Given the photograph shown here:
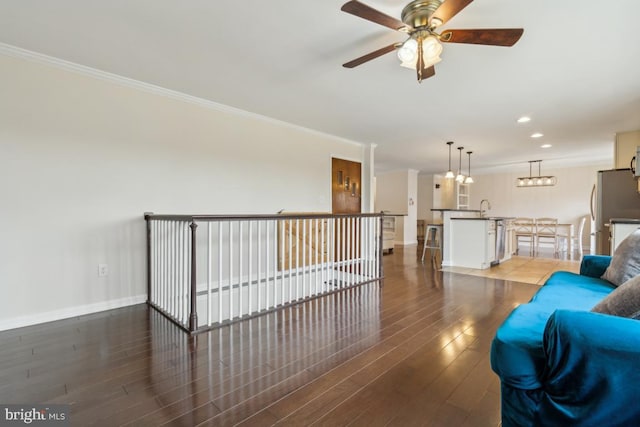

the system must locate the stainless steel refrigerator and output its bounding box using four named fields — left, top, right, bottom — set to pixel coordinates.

left=591, top=168, right=640, bottom=255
